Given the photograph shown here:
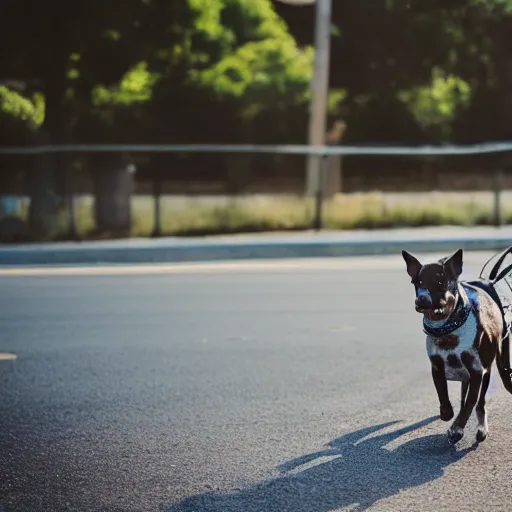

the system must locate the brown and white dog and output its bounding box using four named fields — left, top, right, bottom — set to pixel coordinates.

left=402, top=248, right=512, bottom=444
